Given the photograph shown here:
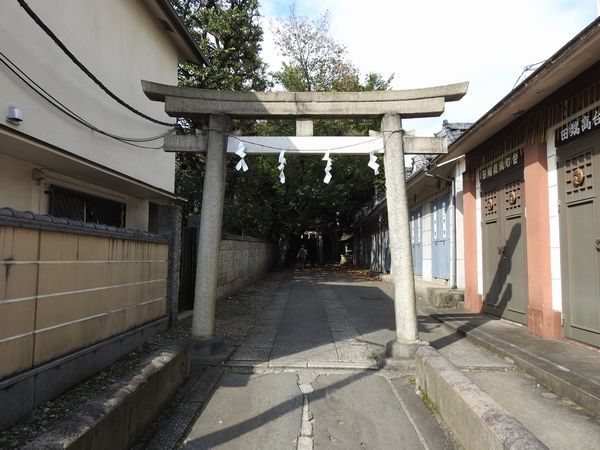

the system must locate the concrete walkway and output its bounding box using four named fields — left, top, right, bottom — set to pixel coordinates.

left=178, top=269, right=456, bottom=450
left=156, top=268, right=600, bottom=449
